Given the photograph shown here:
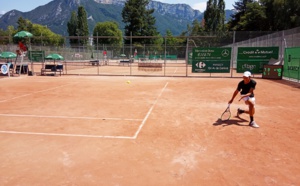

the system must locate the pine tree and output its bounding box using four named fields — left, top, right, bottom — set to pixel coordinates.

left=204, top=0, right=226, bottom=32
left=67, top=11, right=78, bottom=45
left=77, top=6, right=89, bottom=45
left=227, top=0, right=254, bottom=31
left=122, top=0, right=158, bottom=45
